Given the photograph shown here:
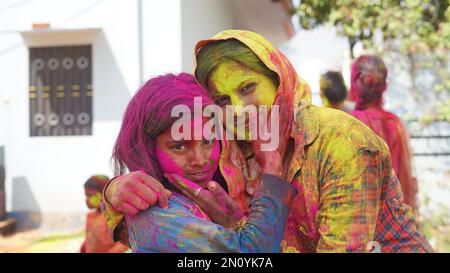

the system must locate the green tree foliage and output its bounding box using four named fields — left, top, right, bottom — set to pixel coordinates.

left=292, top=0, right=449, bottom=121
left=293, top=0, right=449, bottom=56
